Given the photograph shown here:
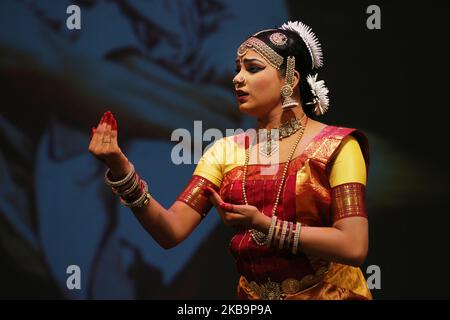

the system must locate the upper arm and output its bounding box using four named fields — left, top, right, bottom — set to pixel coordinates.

left=329, top=135, right=369, bottom=255
left=168, top=139, right=225, bottom=243
left=167, top=200, right=204, bottom=243
left=329, top=135, right=367, bottom=188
